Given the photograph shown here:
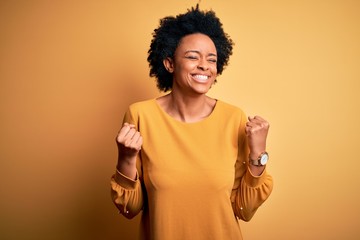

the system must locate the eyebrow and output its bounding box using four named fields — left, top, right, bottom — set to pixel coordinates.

left=185, top=50, right=217, bottom=57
